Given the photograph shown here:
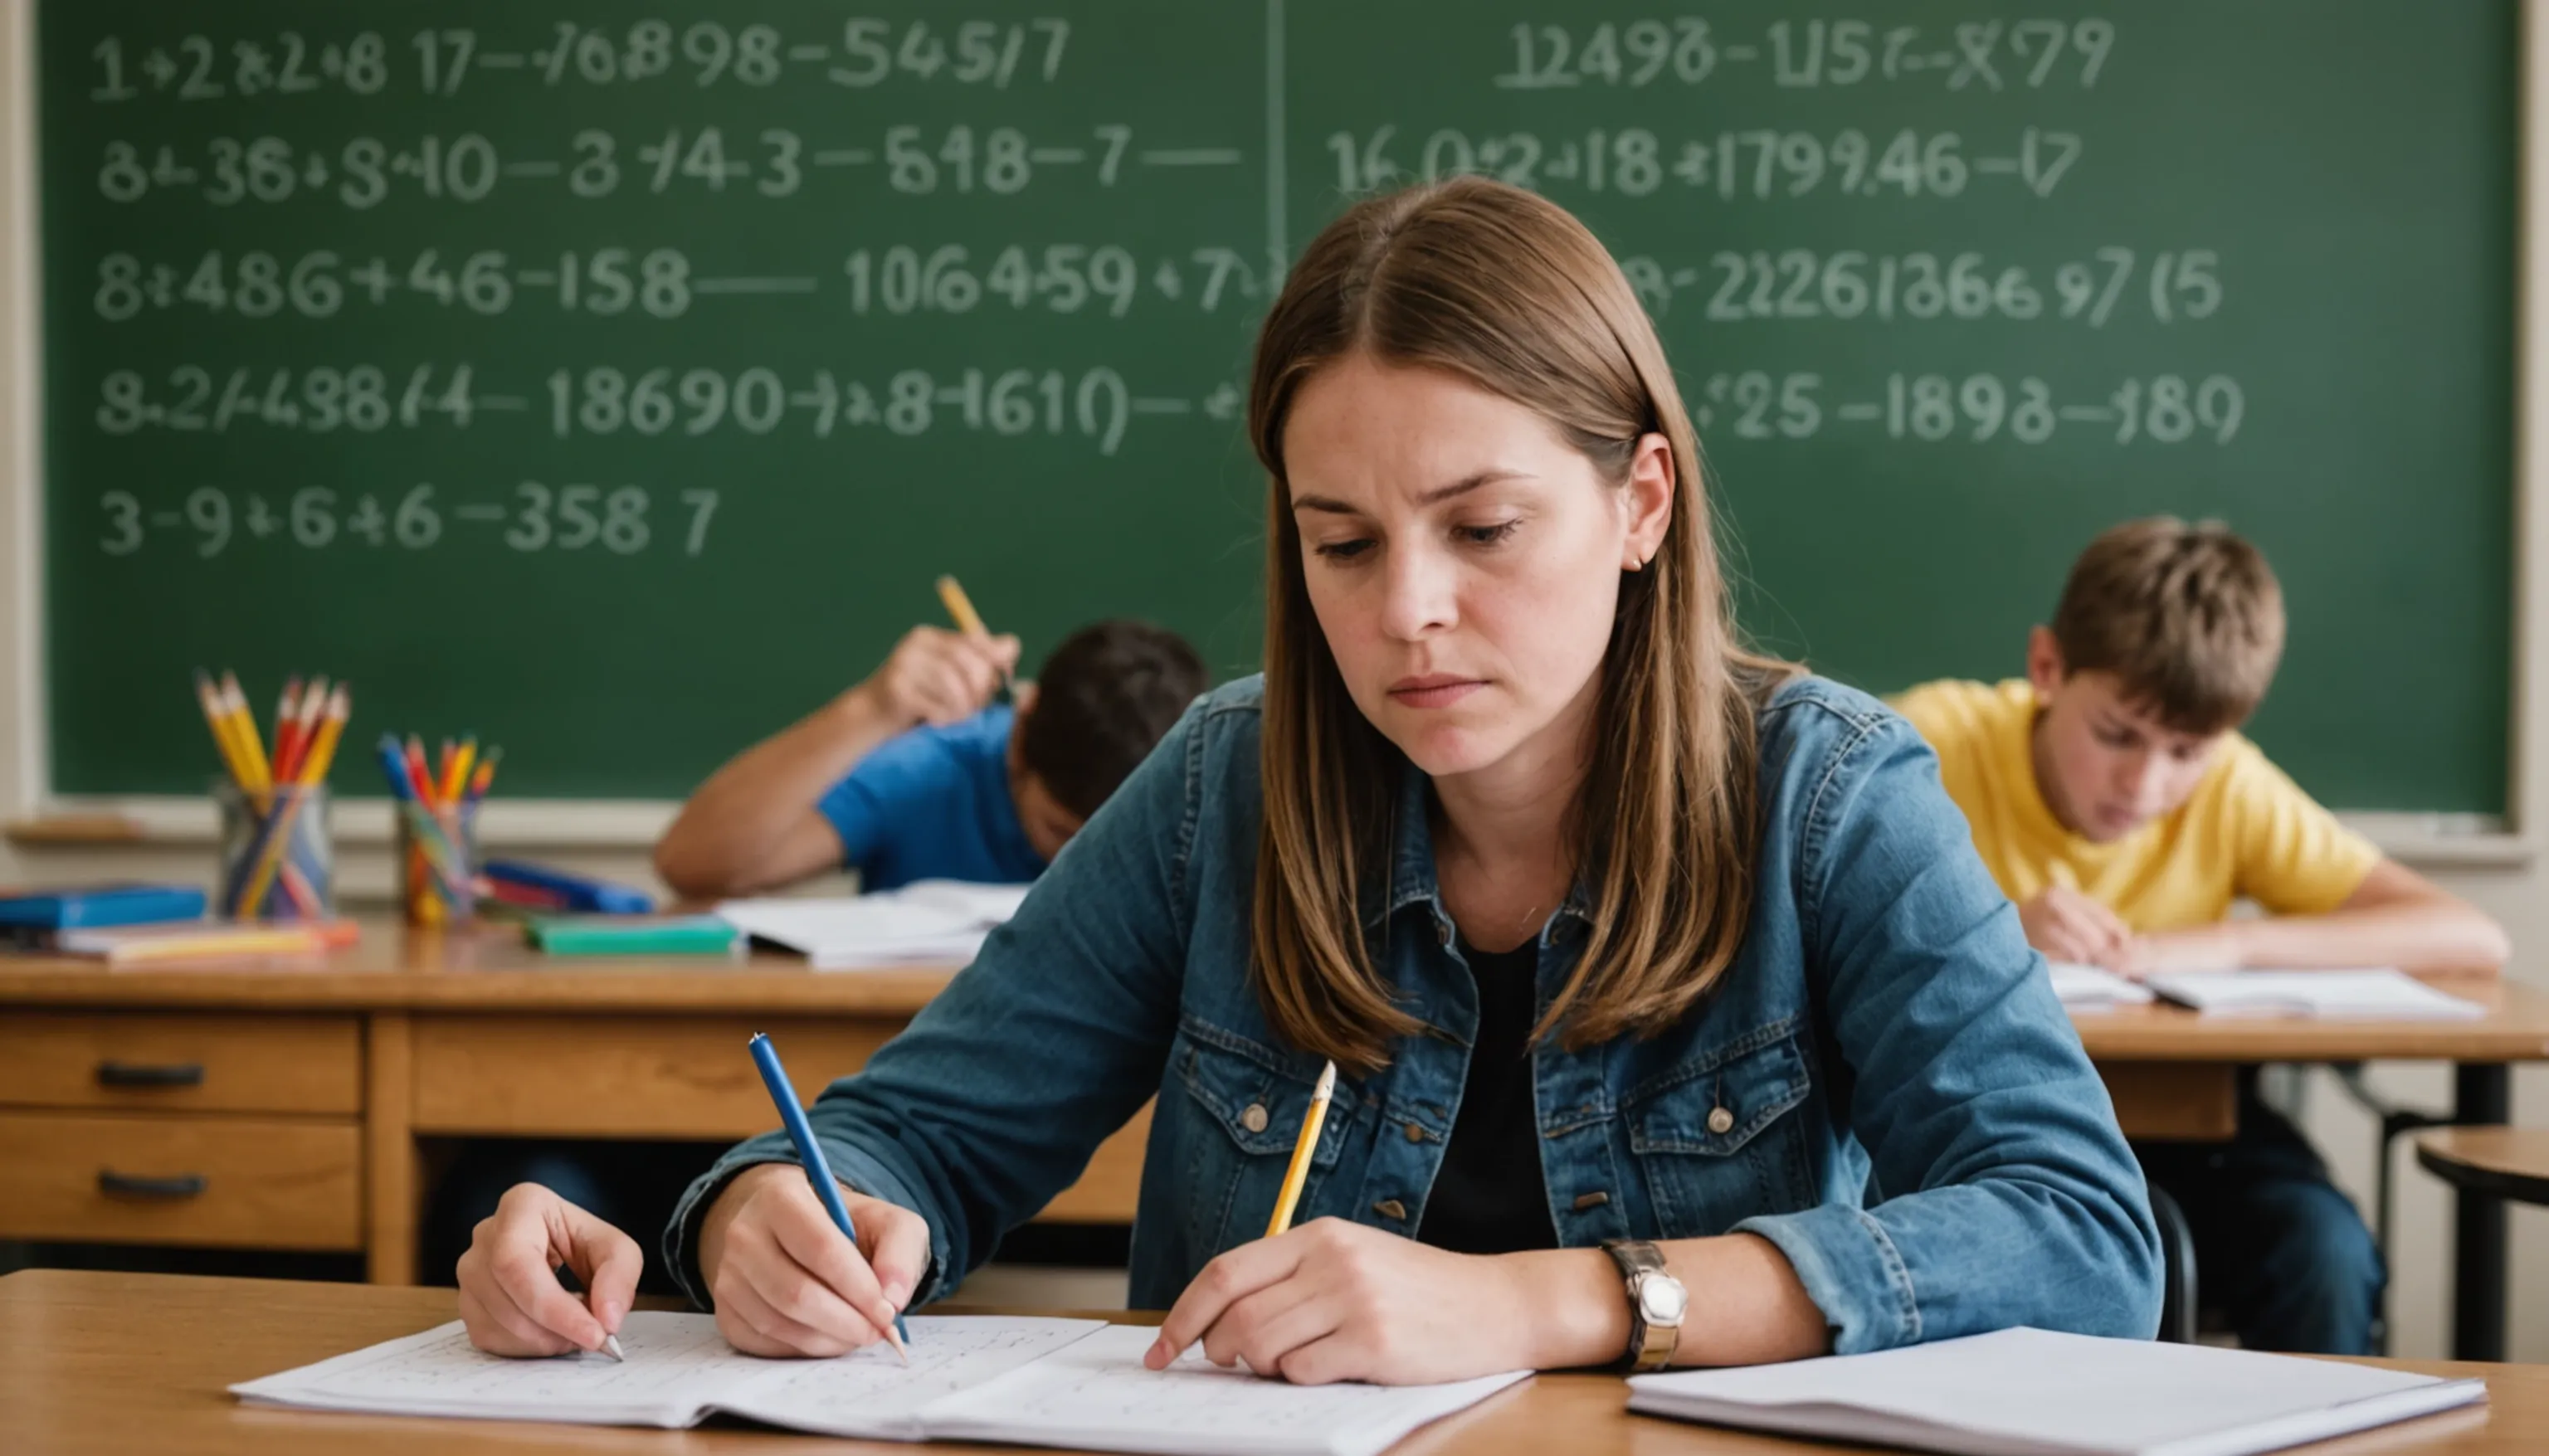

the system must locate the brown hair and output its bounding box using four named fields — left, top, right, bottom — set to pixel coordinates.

left=1246, top=177, right=1794, bottom=1074
left=2049, top=516, right=2286, bottom=735
left=1018, top=620, right=1209, bottom=821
